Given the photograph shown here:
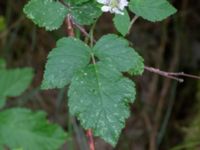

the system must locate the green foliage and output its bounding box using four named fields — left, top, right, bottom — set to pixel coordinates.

left=0, top=108, right=67, bottom=150
left=23, top=0, right=68, bottom=31
left=93, top=34, right=144, bottom=75
left=41, top=37, right=91, bottom=89
left=42, top=35, right=143, bottom=145
left=22, top=0, right=177, bottom=147
left=69, top=62, right=135, bottom=145
left=128, top=0, right=177, bottom=22
left=70, top=1, right=102, bottom=25
left=113, top=10, right=130, bottom=36
left=24, top=0, right=101, bottom=30
left=0, top=68, right=33, bottom=107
